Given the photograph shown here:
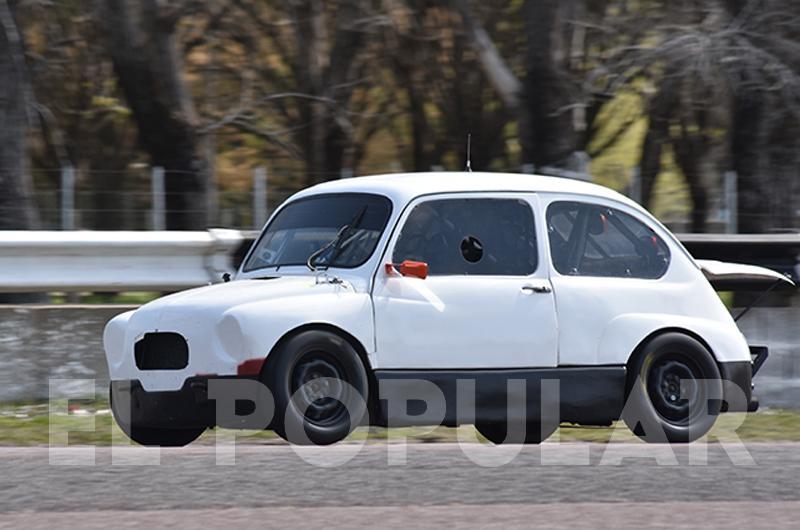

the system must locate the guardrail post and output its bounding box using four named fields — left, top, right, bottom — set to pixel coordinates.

left=724, top=170, right=738, bottom=234
left=253, top=166, right=267, bottom=229
left=61, top=166, right=75, bottom=230
left=151, top=166, right=166, bottom=231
